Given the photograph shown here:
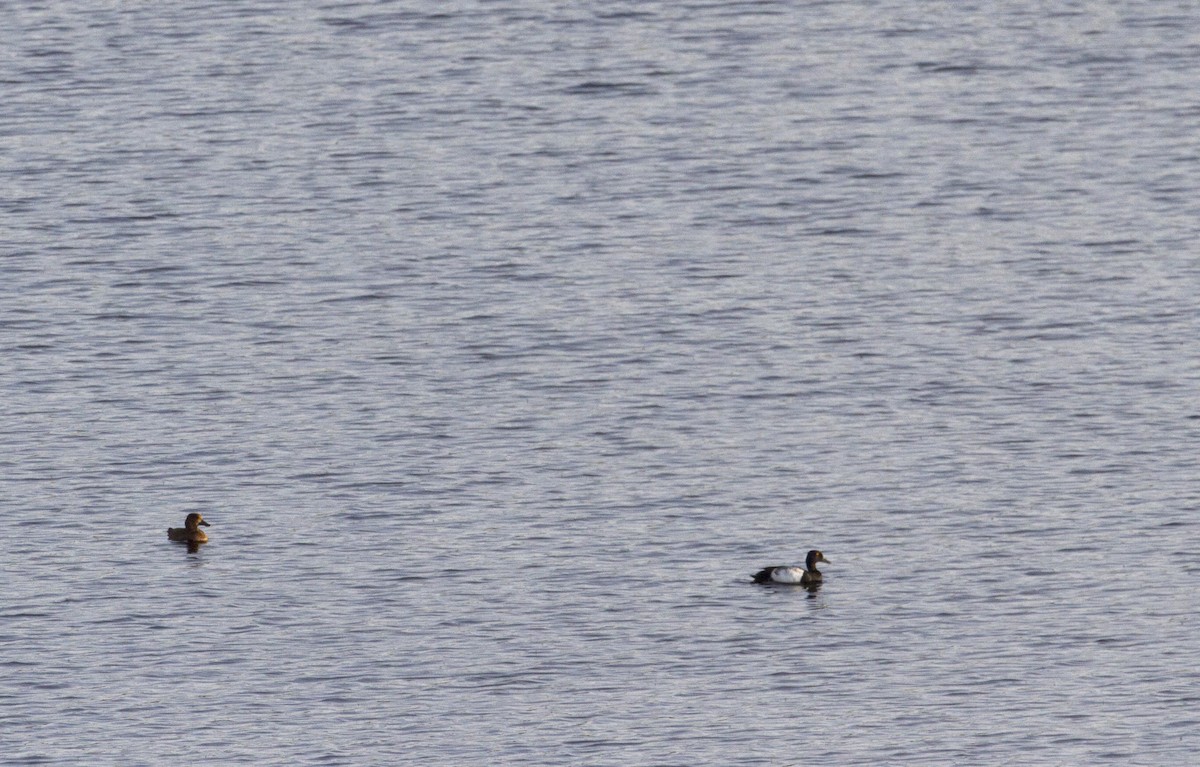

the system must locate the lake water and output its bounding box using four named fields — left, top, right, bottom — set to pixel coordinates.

left=3, top=1, right=1199, bottom=764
